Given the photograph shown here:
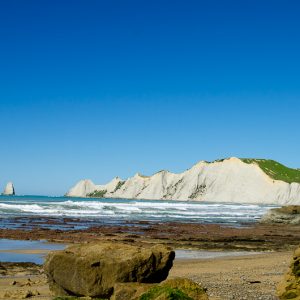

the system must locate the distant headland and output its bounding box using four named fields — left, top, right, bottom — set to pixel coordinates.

left=66, top=157, right=300, bottom=205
